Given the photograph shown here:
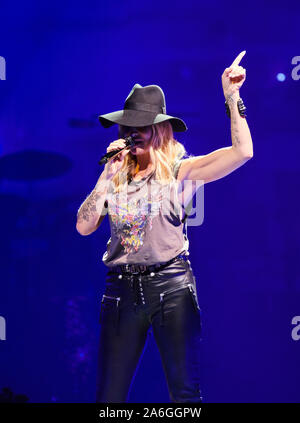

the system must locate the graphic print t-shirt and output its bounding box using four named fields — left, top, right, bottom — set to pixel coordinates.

left=102, top=160, right=186, bottom=267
